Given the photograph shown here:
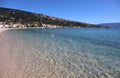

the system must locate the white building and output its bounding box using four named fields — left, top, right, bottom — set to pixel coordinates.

left=12, top=24, right=19, bottom=28
left=4, top=24, right=9, bottom=28
left=0, top=22, right=4, bottom=28
left=0, top=24, right=3, bottom=28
